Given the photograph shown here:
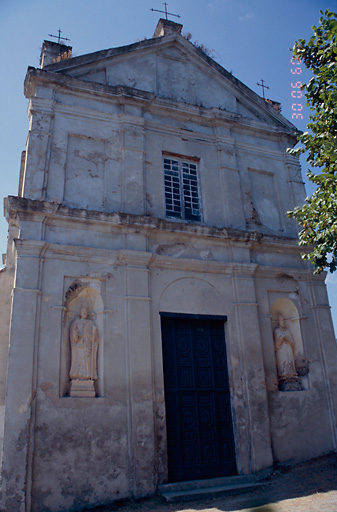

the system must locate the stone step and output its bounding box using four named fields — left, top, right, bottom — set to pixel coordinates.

left=158, top=473, right=269, bottom=503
